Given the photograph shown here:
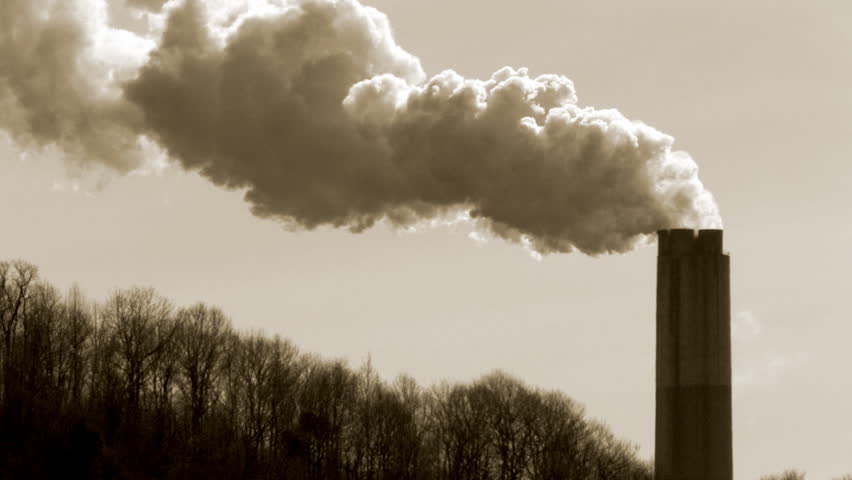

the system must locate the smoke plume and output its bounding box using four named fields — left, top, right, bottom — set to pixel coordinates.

left=0, top=0, right=157, bottom=171
left=1, top=0, right=721, bottom=255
